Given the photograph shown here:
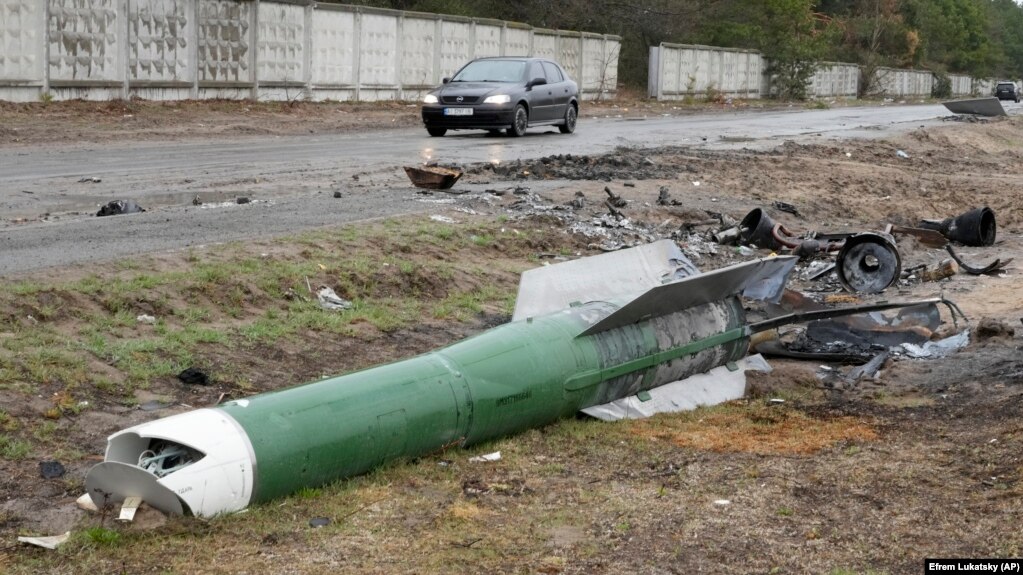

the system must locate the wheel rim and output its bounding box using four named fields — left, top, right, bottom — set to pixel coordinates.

left=515, top=108, right=527, bottom=134
left=567, top=107, right=577, bottom=130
